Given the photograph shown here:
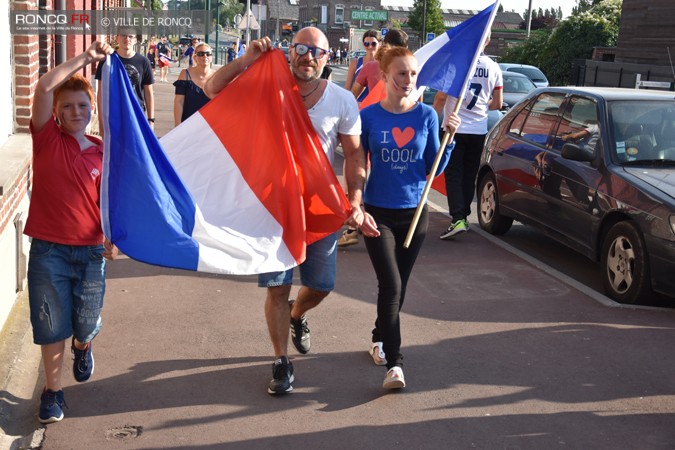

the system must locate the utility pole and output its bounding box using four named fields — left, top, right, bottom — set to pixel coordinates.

left=421, top=0, right=427, bottom=46
left=526, top=0, right=533, bottom=37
